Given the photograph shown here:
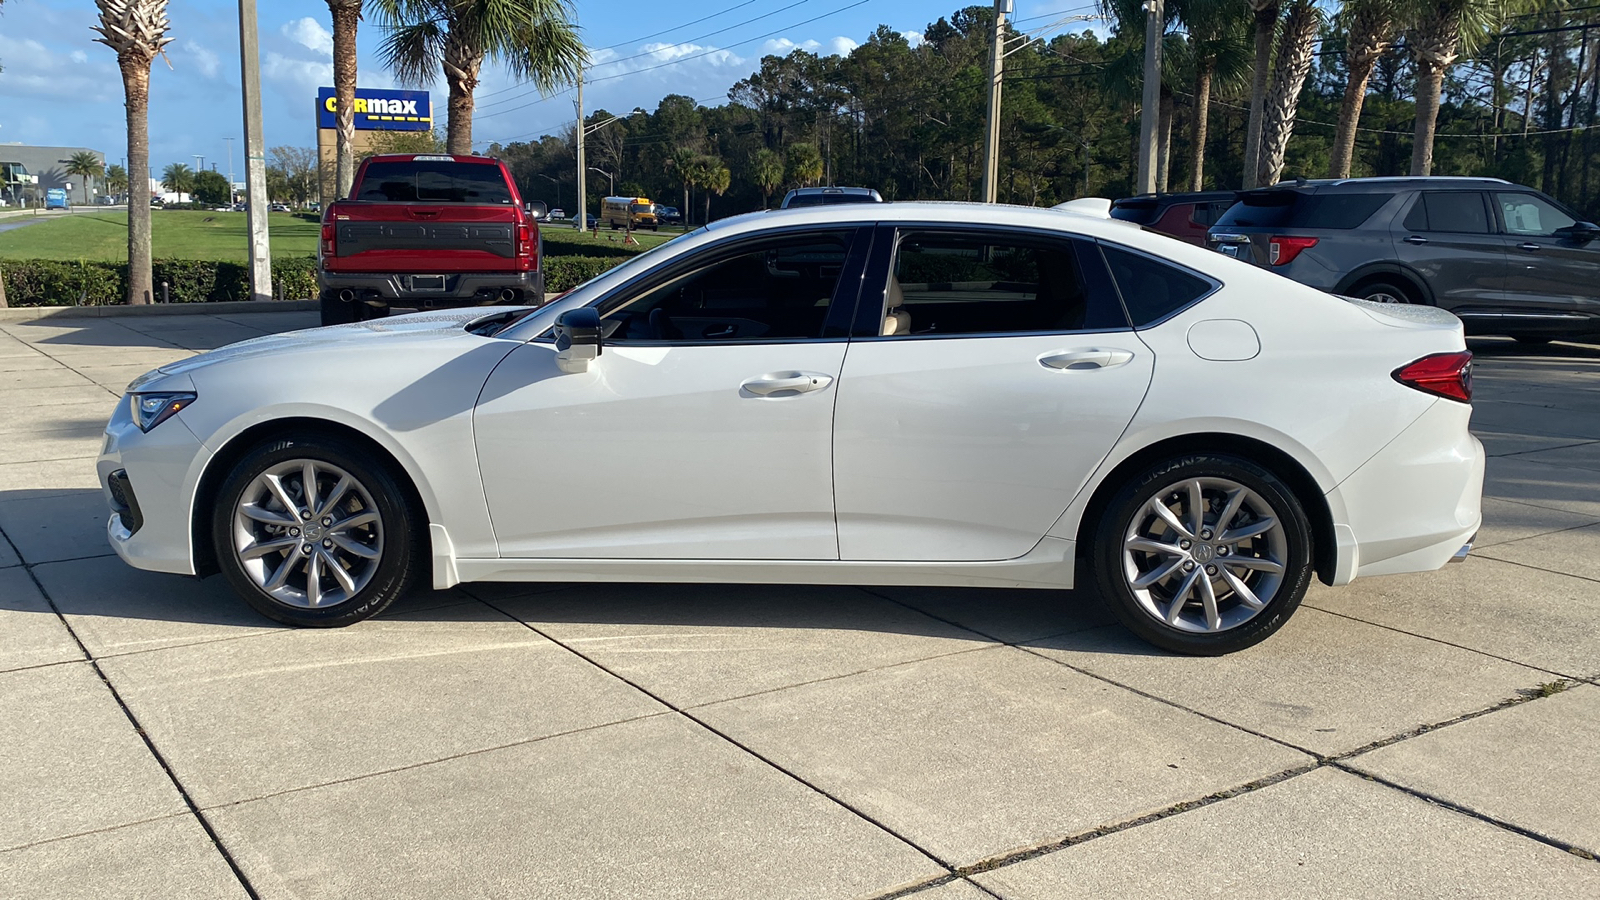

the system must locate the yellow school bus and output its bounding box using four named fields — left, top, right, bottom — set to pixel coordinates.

left=601, top=196, right=659, bottom=231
